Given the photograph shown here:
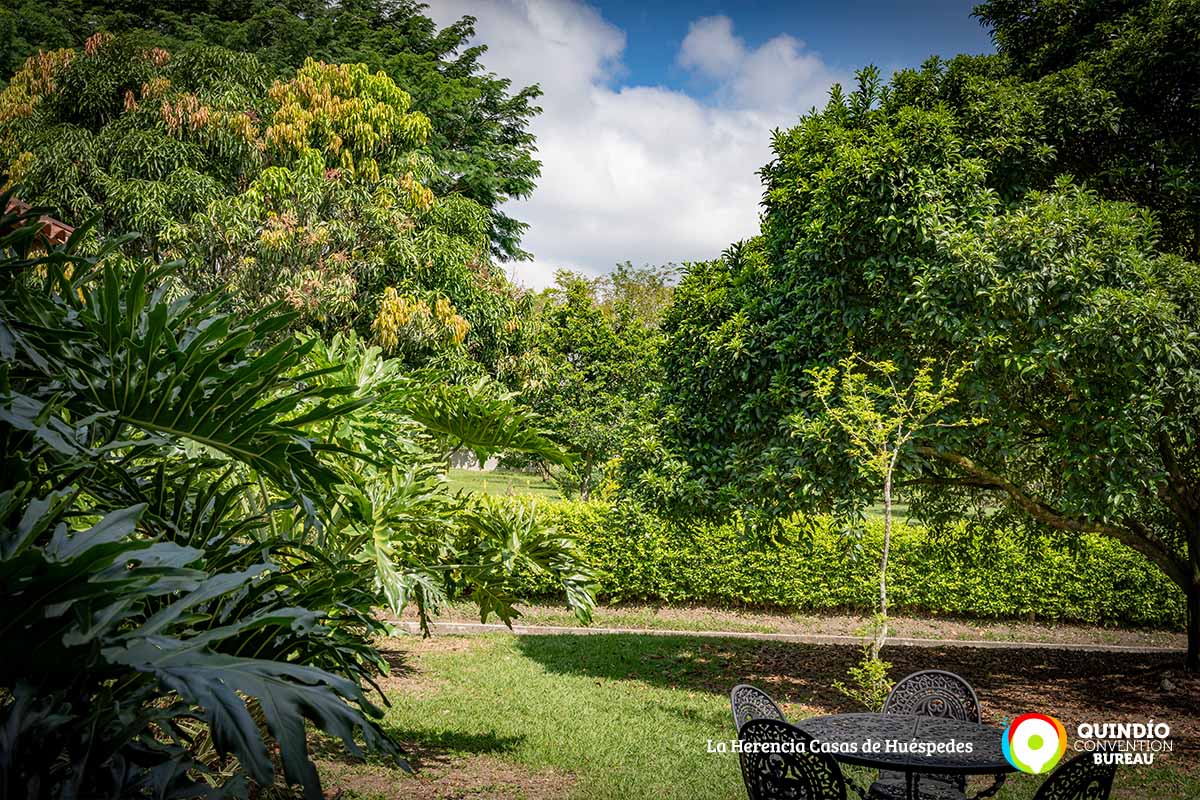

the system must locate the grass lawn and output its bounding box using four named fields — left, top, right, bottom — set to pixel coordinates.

left=318, top=633, right=1200, bottom=800
left=447, top=468, right=562, bottom=500
left=443, top=473, right=902, bottom=514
